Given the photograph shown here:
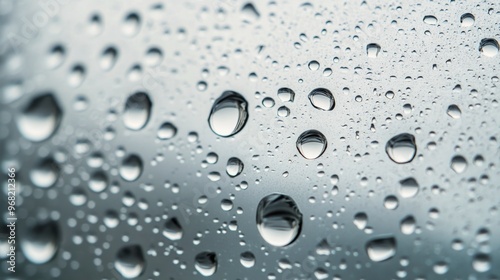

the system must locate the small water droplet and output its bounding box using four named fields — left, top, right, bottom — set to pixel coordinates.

left=308, top=88, right=335, bottom=111
left=208, top=91, right=248, bottom=137
left=366, top=236, right=396, bottom=262
left=100, top=46, right=118, bottom=71
left=277, top=106, right=290, bottom=117
left=241, top=3, right=260, bottom=22
left=450, top=155, right=467, bottom=174
left=30, top=157, right=60, bottom=188
left=157, top=122, right=177, bottom=140
left=240, top=251, right=255, bottom=268
left=163, top=218, right=183, bottom=241
left=68, top=64, right=85, bottom=87
left=277, top=87, right=295, bottom=102
left=119, top=154, right=143, bottom=182
left=296, top=130, right=327, bottom=160
left=195, top=251, right=217, bottom=276
left=88, top=171, right=108, bottom=193
left=226, top=157, right=244, bottom=177
left=366, top=43, right=381, bottom=58
left=114, top=245, right=145, bottom=279
left=353, top=212, right=368, bottom=230
left=122, top=12, right=141, bottom=37
left=384, top=195, right=398, bottom=210
left=308, top=60, right=320, bottom=71
left=47, top=45, right=65, bottom=69
left=145, top=47, right=163, bottom=66
left=400, top=215, right=416, bottom=235
left=472, top=253, right=491, bottom=272
left=21, top=221, right=60, bottom=264
left=399, top=177, right=419, bottom=198
left=123, top=92, right=152, bottom=130
left=386, top=133, right=417, bottom=164
left=256, top=193, right=302, bottom=247
left=479, top=38, right=499, bottom=57
left=433, top=261, right=449, bottom=274
left=17, top=93, right=62, bottom=142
